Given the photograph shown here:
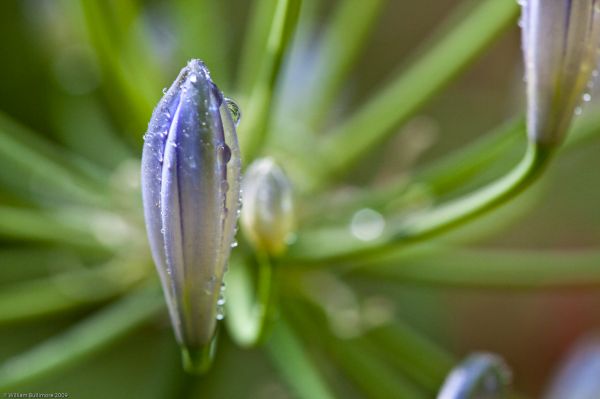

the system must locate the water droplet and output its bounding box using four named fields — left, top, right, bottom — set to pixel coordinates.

left=583, top=93, right=592, bottom=102
left=189, top=74, right=197, bottom=83
left=350, top=208, right=385, bottom=242
left=231, top=240, right=238, bottom=248
left=575, top=106, right=583, bottom=115
left=218, top=144, right=232, bottom=163
left=204, top=276, right=217, bottom=295
left=217, top=295, right=226, bottom=306
left=224, top=98, right=242, bottom=127
left=216, top=310, right=225, bottom=320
